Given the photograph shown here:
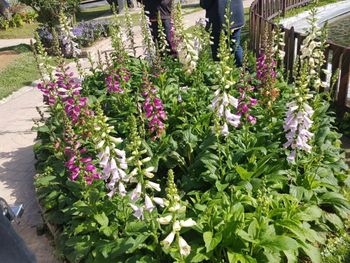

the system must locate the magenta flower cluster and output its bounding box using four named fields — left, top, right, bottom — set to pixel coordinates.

left=37, top=67, right=91, bottom=125
left=237, top=73, right=258, bottom=125
left=142, top=78, right=167, bottom=139
left=105, top=67, right=131, bottom=93
left=65, top=145, right=101, bottom=184
left=256, top=52, right=277, bottom=81
left=37, top=67, right=101, bottom=184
